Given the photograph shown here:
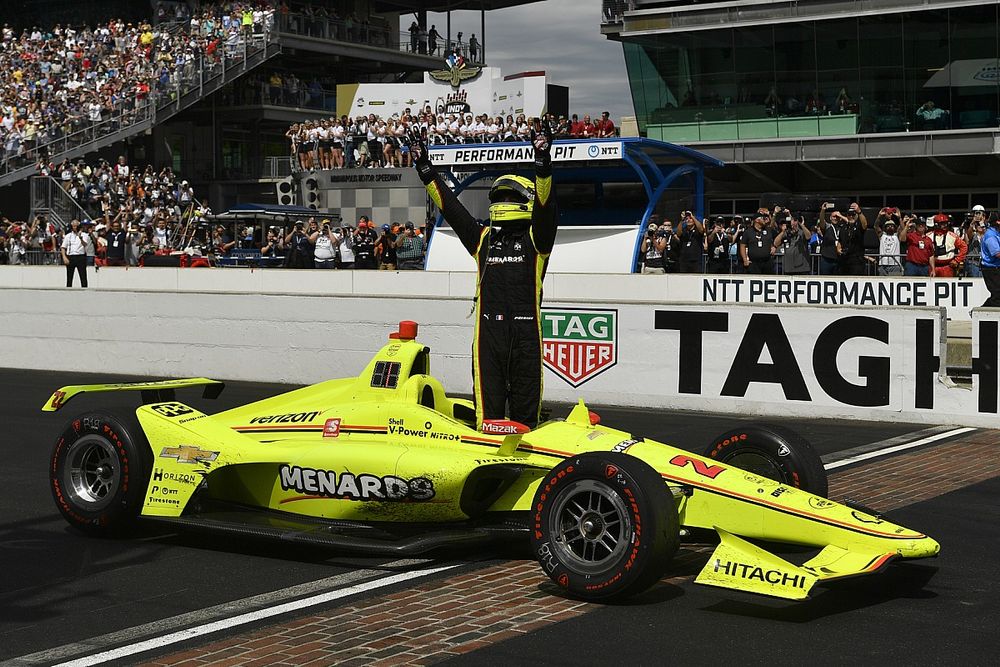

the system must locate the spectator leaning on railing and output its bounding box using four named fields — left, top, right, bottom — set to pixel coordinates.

left=285, top=108, right=619, bottom=172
